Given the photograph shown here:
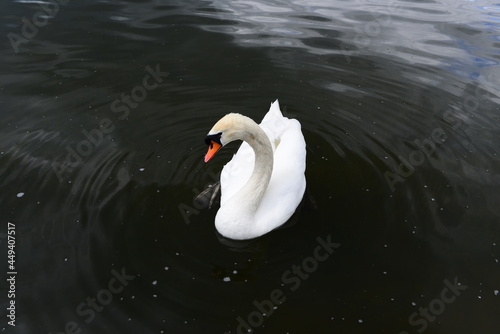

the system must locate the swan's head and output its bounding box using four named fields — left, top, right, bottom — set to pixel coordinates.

left=204, top=113, right=252, bottom=162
